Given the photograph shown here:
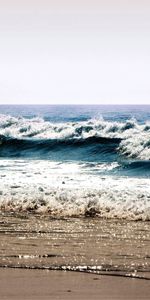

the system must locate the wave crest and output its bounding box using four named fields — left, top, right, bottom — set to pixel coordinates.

left=0, top=114, right=150, bottom=160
